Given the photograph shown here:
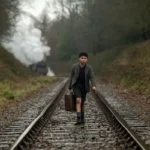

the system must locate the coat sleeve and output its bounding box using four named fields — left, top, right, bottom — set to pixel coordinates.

left=68, top=65, right=74, bottom=90
left=89, top=66, right=96, bottom=87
